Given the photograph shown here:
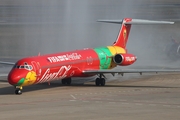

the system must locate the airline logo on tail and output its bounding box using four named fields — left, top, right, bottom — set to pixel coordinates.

left=123, top=29, right=127, bottom=47
left=113, top=18, right=131, bottom=48
left=98, top=18, right=174, bottom=49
